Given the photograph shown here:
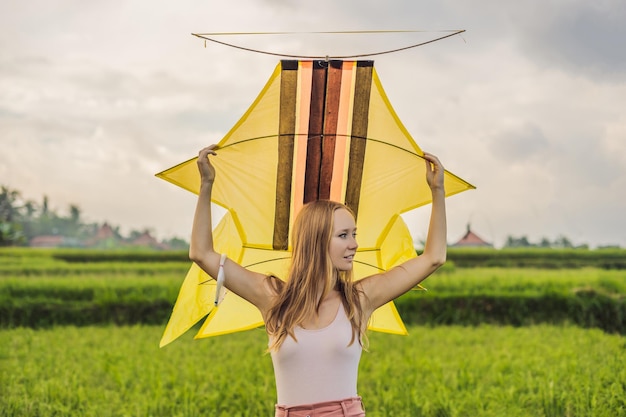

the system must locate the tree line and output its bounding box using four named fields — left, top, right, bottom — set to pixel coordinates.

left=0, top=185, right=187, bottom=249
left=503, top=235, right=590, bottom=249
left=4, top=184, right=613, bottom=251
